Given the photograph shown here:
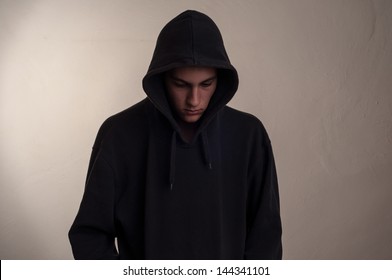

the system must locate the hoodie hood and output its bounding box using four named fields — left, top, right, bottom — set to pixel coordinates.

left=142, top=10, right=239, bottom=133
